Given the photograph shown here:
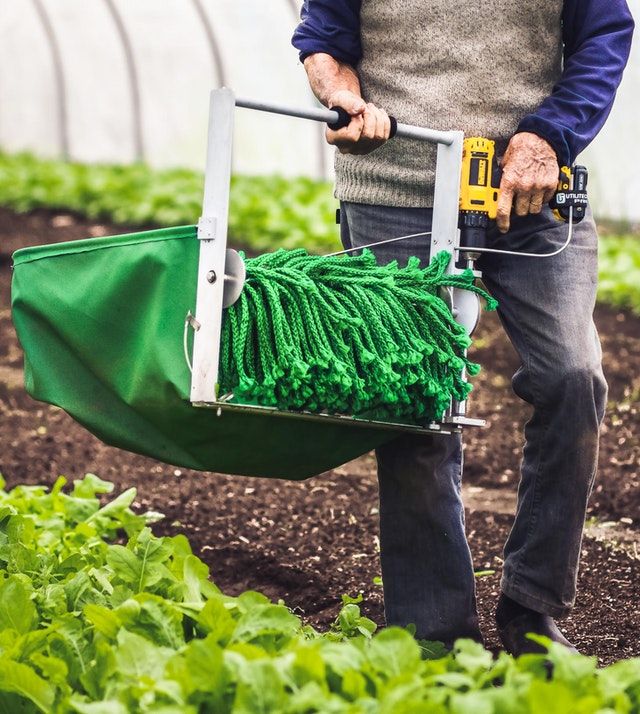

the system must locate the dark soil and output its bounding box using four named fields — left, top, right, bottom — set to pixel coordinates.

left=0, top=208, right=638, bottom=666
